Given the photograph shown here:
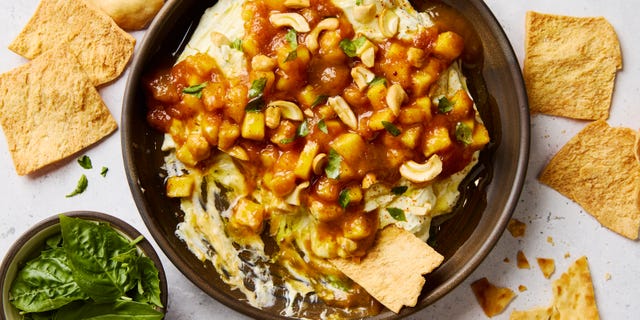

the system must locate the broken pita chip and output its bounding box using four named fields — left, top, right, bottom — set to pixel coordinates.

left=510, top=256, right=599, bottom=320
left=536, top=258, right=555, bottom=279
left=0, top=47, right=117, bottom=175
left=524, top=11, right=622, bottom=120
left=470, top=277, right=516, bottom=317
left=8, top=0, right=135, bottom=86
left=507, top=218, right=527, bottom=238
left=329, top=225, right=444, bottom=313
left=516, top=250, right=530, bottom=269
left=539, top=120, right=640, bottom=240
